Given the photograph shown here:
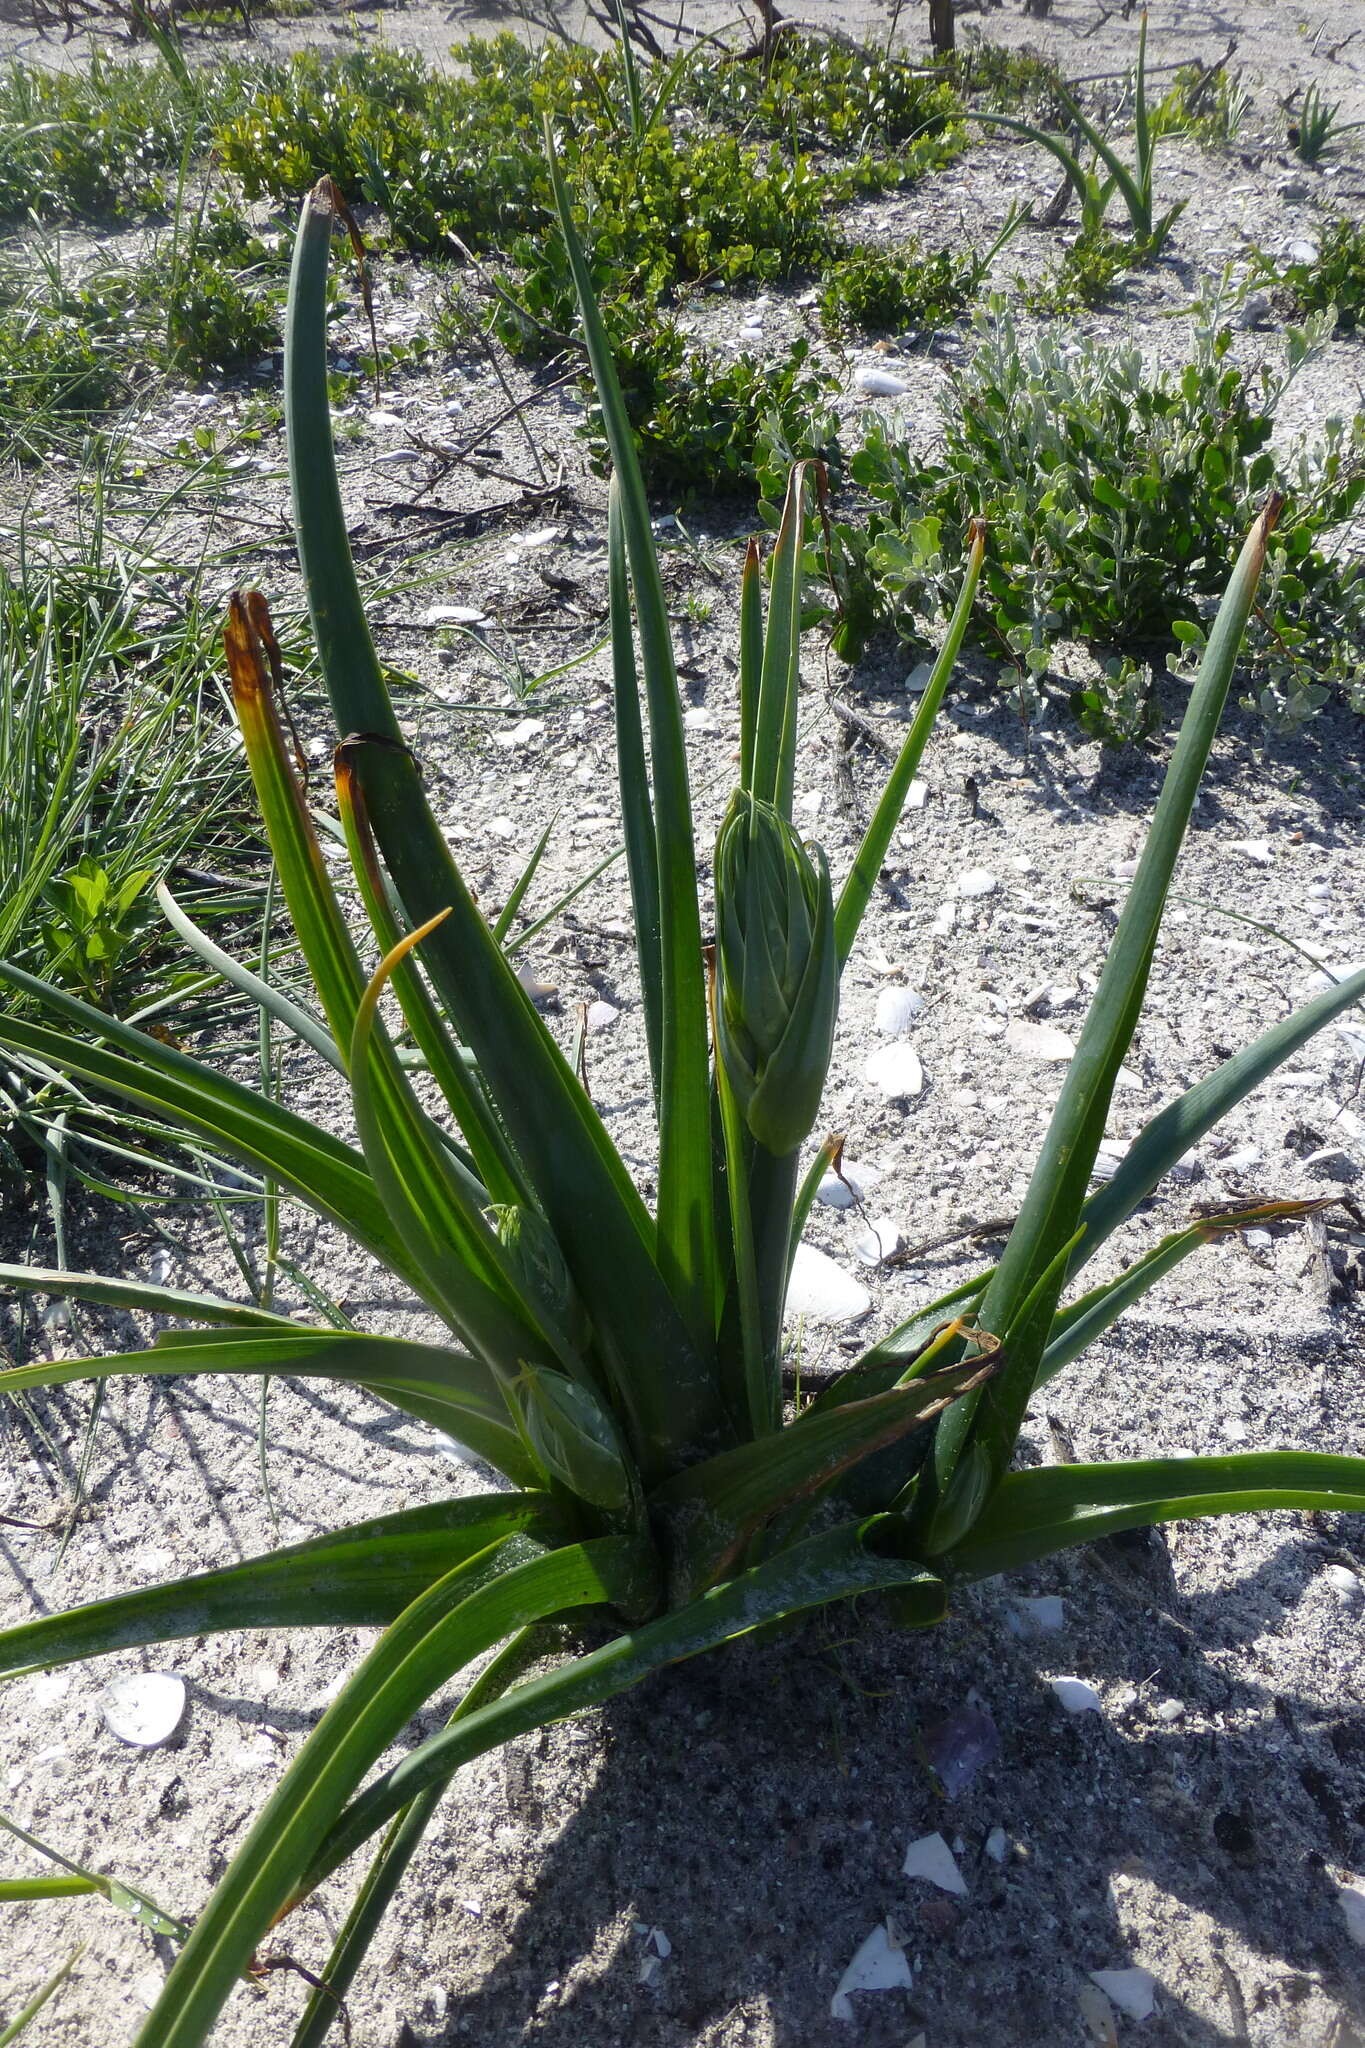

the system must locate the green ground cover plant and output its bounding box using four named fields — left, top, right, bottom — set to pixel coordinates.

left=1261, top=214, right=1365, bottom=334
left=818, top=207, right=1024, bottom=337
left=2, top=153, right=1365, bottom=2044
left=808, top=299, right=1365, bottom=735
left=580, top=323, right=841, bottom=496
